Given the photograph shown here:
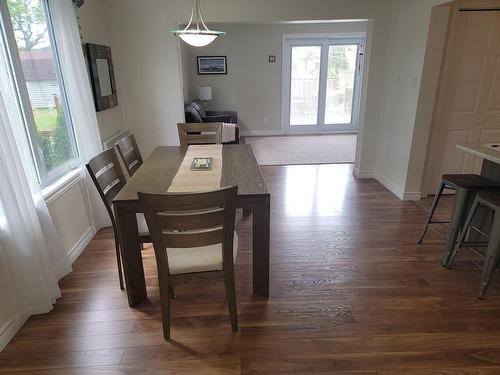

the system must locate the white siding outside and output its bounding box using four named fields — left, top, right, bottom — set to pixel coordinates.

left=26, top=80, right=60, bottom=108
